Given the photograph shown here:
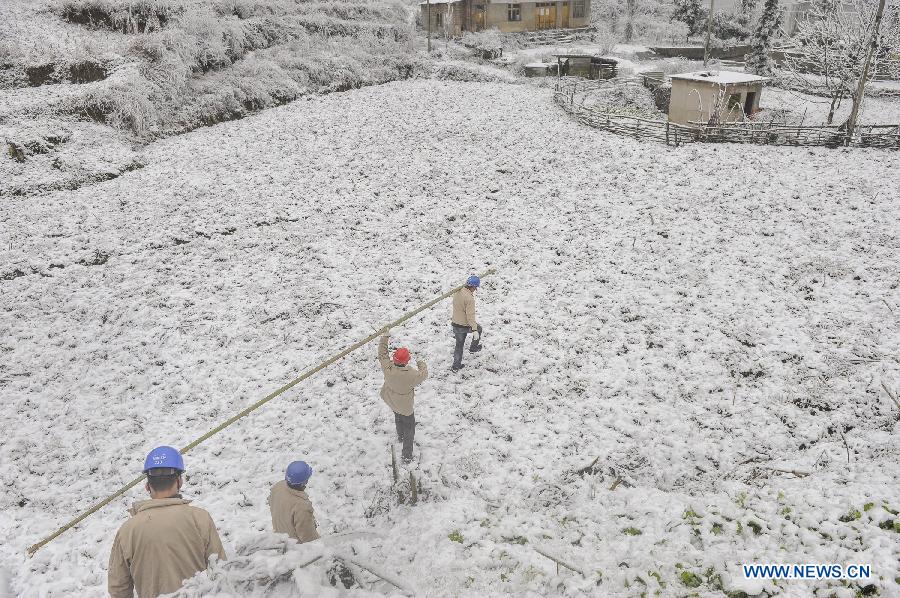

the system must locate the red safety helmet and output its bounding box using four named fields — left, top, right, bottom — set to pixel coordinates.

left=393, top=348, right=411, bottom=366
